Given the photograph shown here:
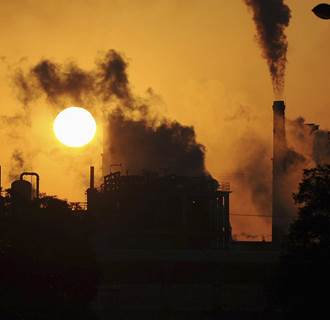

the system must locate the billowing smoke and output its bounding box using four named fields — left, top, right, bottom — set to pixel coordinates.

left=95, top=50, right=132, bottom=105
left=13, top=49, right=207, bottom=178
left=106, top=110, right=205, bottom=176
left=244, top=0, right=291, bottom=97
left=13, top=50, right=131, bottom=108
